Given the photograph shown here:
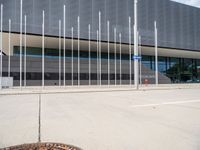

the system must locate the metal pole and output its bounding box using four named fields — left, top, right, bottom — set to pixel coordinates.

left=129, top=16, right=132, bottom=86
left=8, top=19, right=11, bottom=78
left=88, top=24, right=91, bottom=86
left=107, top=21, right=110, bottom=86
left=114, top=28, right=117, bottom=86
left=0, top=4, right=2, bottom=90
left=134, top=0, right=139, bottom=90
left=23, top=16, right=26, bottom=86
left=63, top=5, right=66, bottom=86
left=119, top=33, right=122, bottom=85
left=20, top=0, right=22, bottom=88
left=71, top=27, right=74, bottom=86
left=78, top=16, right=80, bottom=86
left=136, top=31, right=139, bottom=86
left=59, top=20, right=61, bottom=87
left=139, top=35, right=142, bottom=85
left=97, top=30, right=99, bottom=85
left=99, top=11, right=101, bottom=86
left=155, top=21, right=158, bottom=85
left=42, top=10, right=45, bottom=88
